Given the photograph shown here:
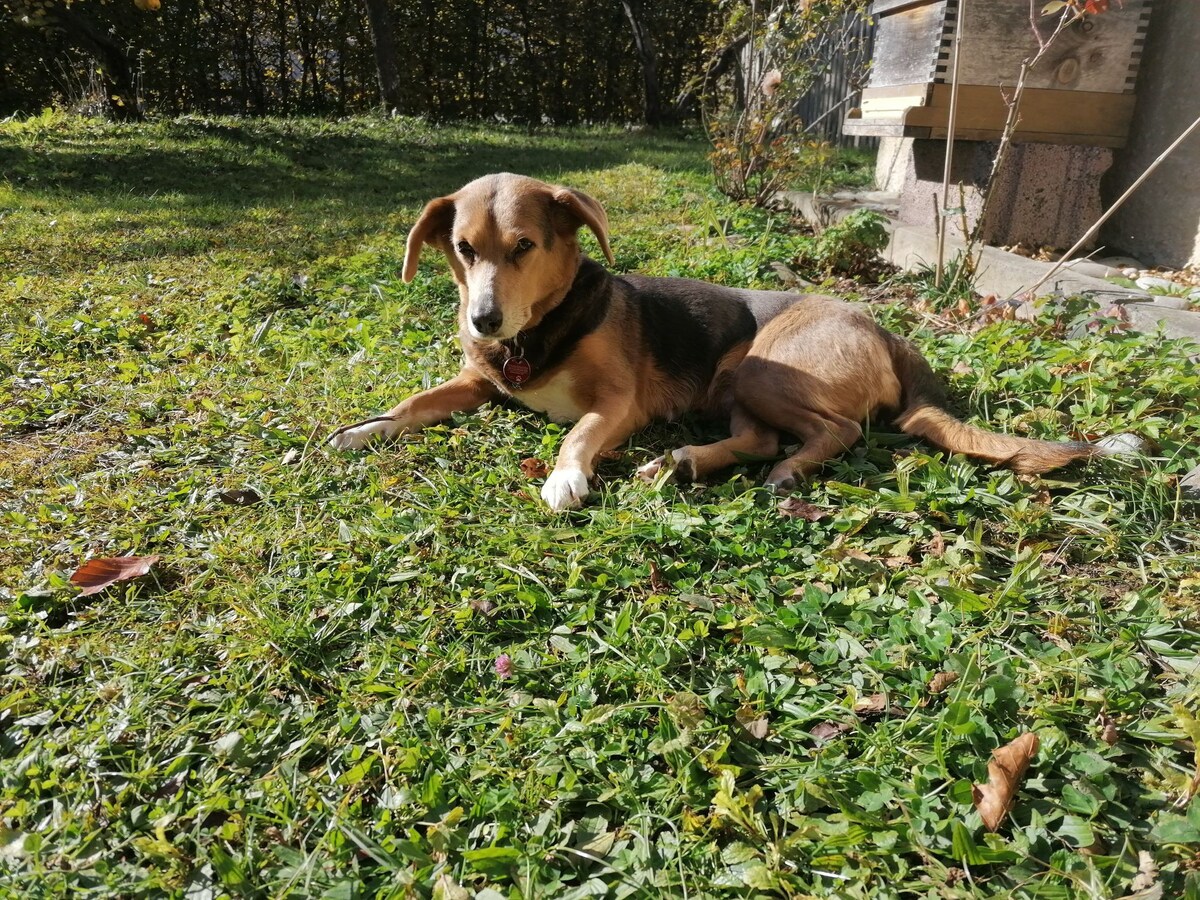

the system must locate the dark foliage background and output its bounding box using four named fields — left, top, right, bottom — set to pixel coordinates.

left=1, top=0, right=721, bottom=122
